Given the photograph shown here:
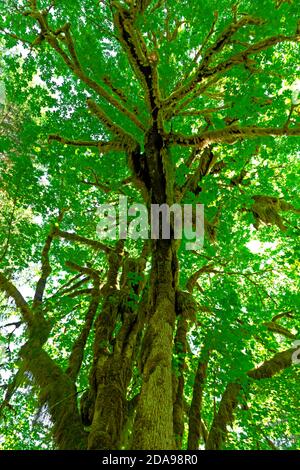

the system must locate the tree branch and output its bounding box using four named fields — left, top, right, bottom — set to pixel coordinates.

left=272, top=310, right=294, bottom=322
left=20, top=339, right=87, bottom=449
left=55, top=229, right=117, bottom=255
left=48, top=134, right=124, bottom=152
left=180, top=12, right=219, bottom=85
left=173, top=15, right=264, bottom=102
left=33, top=211, right=66, bottom=310
left=178, top=104, right=231, bottom=117
left=164, top=28, right=300, bottom=108
left=0, top=364, right=26, bottom=417
left=65, top=261, right=102, bottom=280
left=263, top=321, right=296, bottom=340
left=18, top=6, right=145, bottom=131
left=206, top=347, right=297, bottom=450
left=112, top=3, right=161, bottom=121
left=0, top=273, right=34, bottom=327
left=66, top=275, right=100, bottom=381
left=86, top=98, right=137, bottom=145
left=169, top=125, right=300, bottom=149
